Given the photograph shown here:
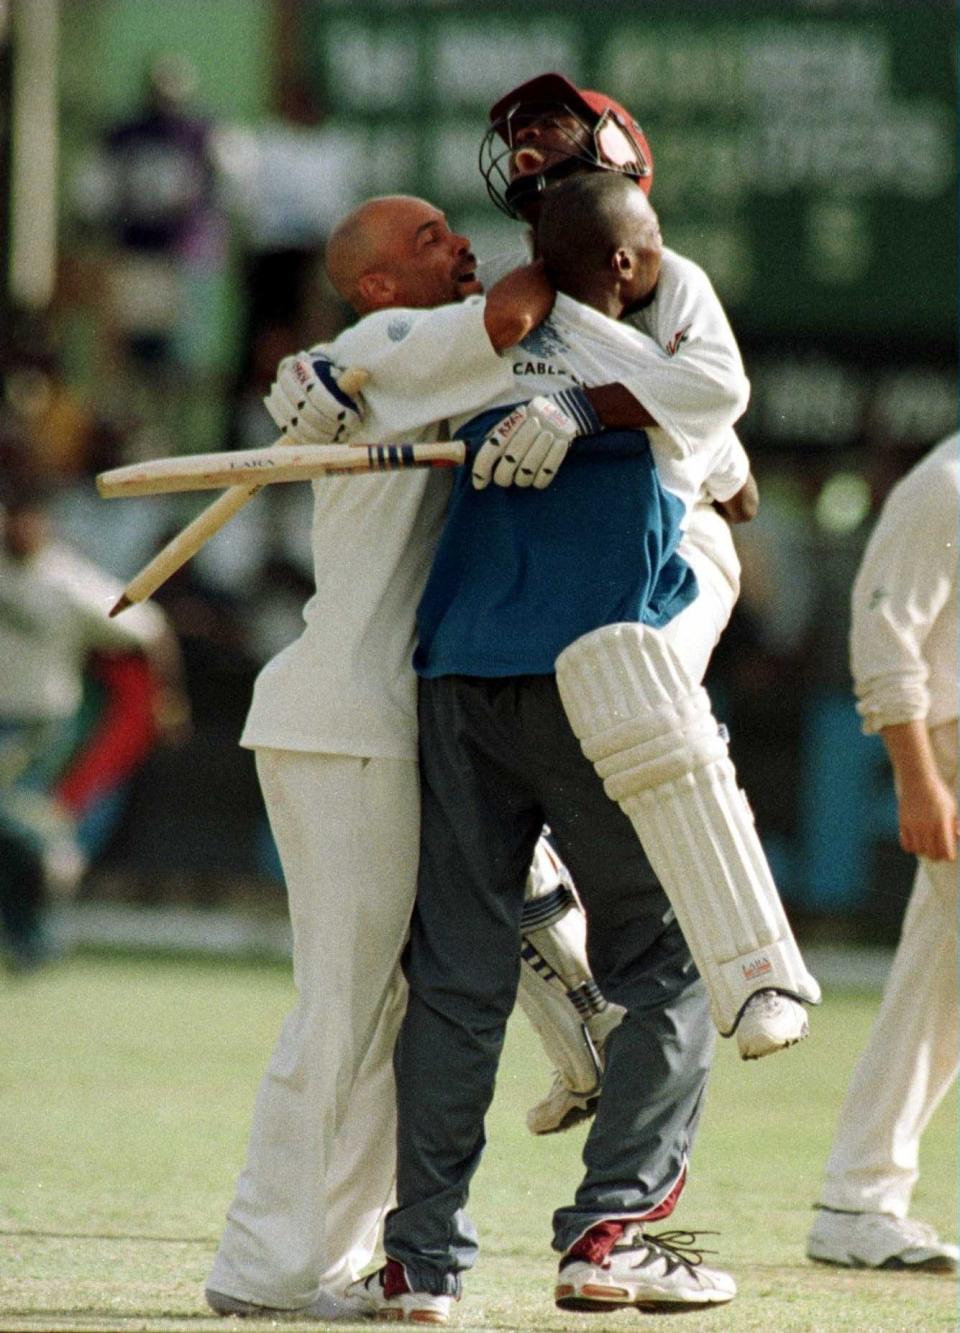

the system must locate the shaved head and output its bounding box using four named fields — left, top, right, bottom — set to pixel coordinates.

left=325, top=196, right=481, bottom=314
left=325, top=196, right=410, bottom=309
left=536, top=173, right=662, bottom=310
